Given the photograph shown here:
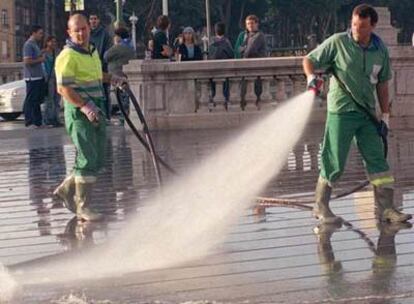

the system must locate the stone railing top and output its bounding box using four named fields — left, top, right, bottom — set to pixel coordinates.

left=0, top=62, right=23, bottom=69
left=124, top=57, right=305, bottom=80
